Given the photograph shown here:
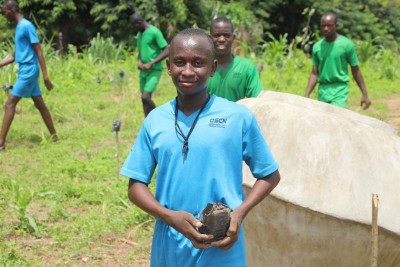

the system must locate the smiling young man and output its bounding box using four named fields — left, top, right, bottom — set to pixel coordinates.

left=120, top=28, right=280, bottom=266
left=305, top=12, right=371, bottom=109
left=0, top=0, right=57, bottom=151
left=208, top=16, right=262, bottom=102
